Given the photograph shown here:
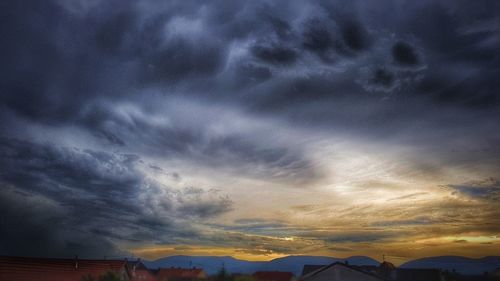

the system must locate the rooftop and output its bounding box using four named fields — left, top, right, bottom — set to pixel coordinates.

left=0, top=256, right=127, bottom=281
